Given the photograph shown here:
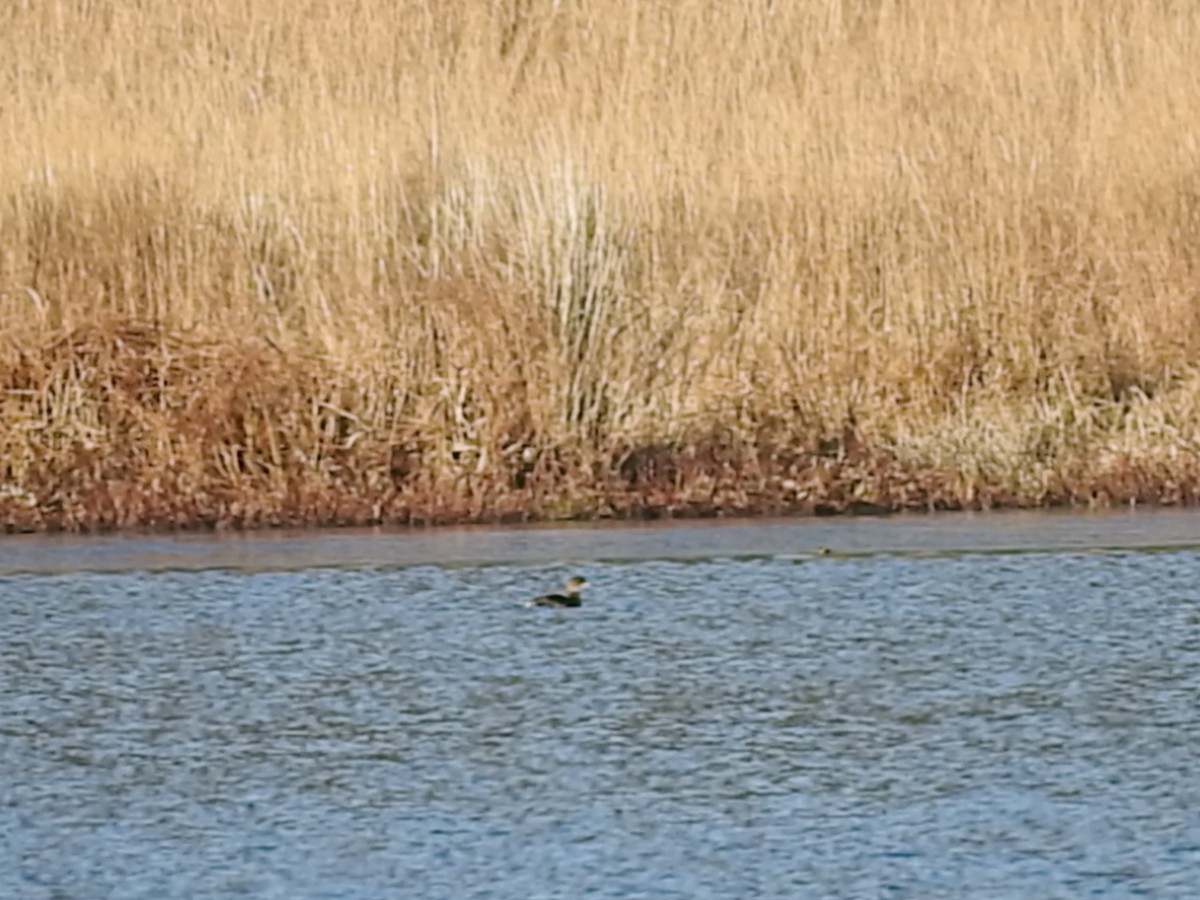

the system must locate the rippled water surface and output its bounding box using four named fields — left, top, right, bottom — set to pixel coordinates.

left=3, top=513, right=1200, bottom=898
